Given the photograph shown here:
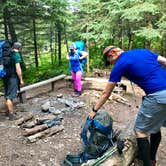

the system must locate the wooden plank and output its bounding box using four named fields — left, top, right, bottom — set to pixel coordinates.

left=20, top=74, right=66, bottom=92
